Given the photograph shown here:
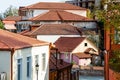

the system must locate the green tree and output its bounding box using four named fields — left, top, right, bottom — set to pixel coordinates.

left=93, top=0, right=120, bottom=72
left=3, top=5, right=18, bottom=18
left=0, top=20, right=4, bottom=29
left=92, top=0, right=120, bottom=44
